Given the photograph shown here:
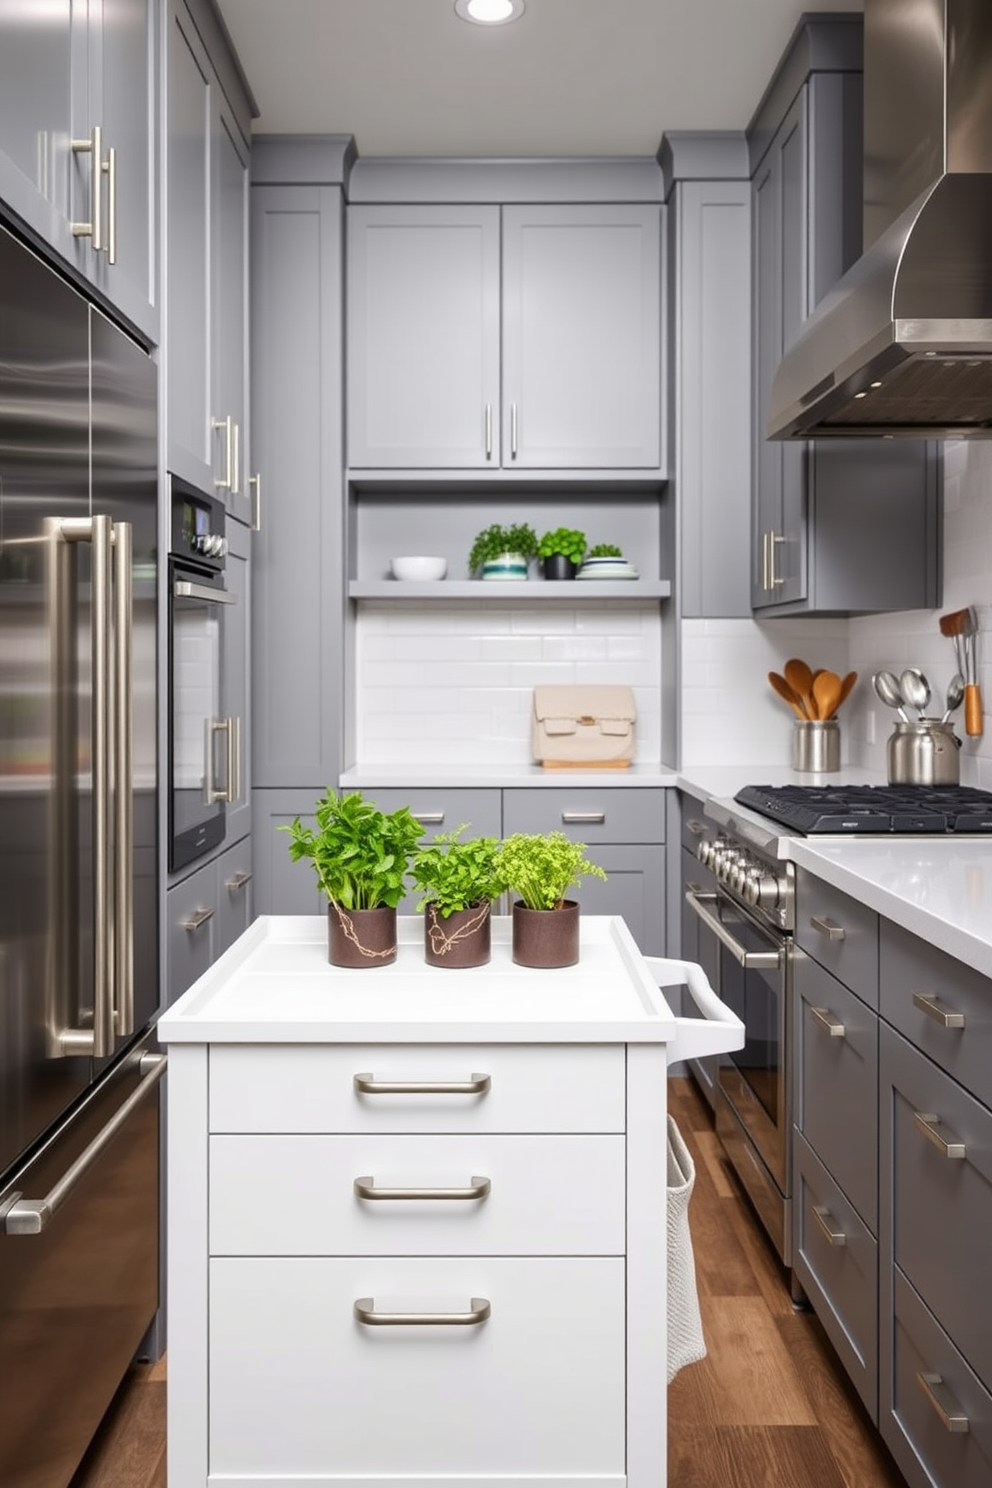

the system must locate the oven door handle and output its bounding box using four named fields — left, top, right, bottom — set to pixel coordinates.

left=685, top=889, right=782, bottom=970
left=172, top=577, right=237, bottom=604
